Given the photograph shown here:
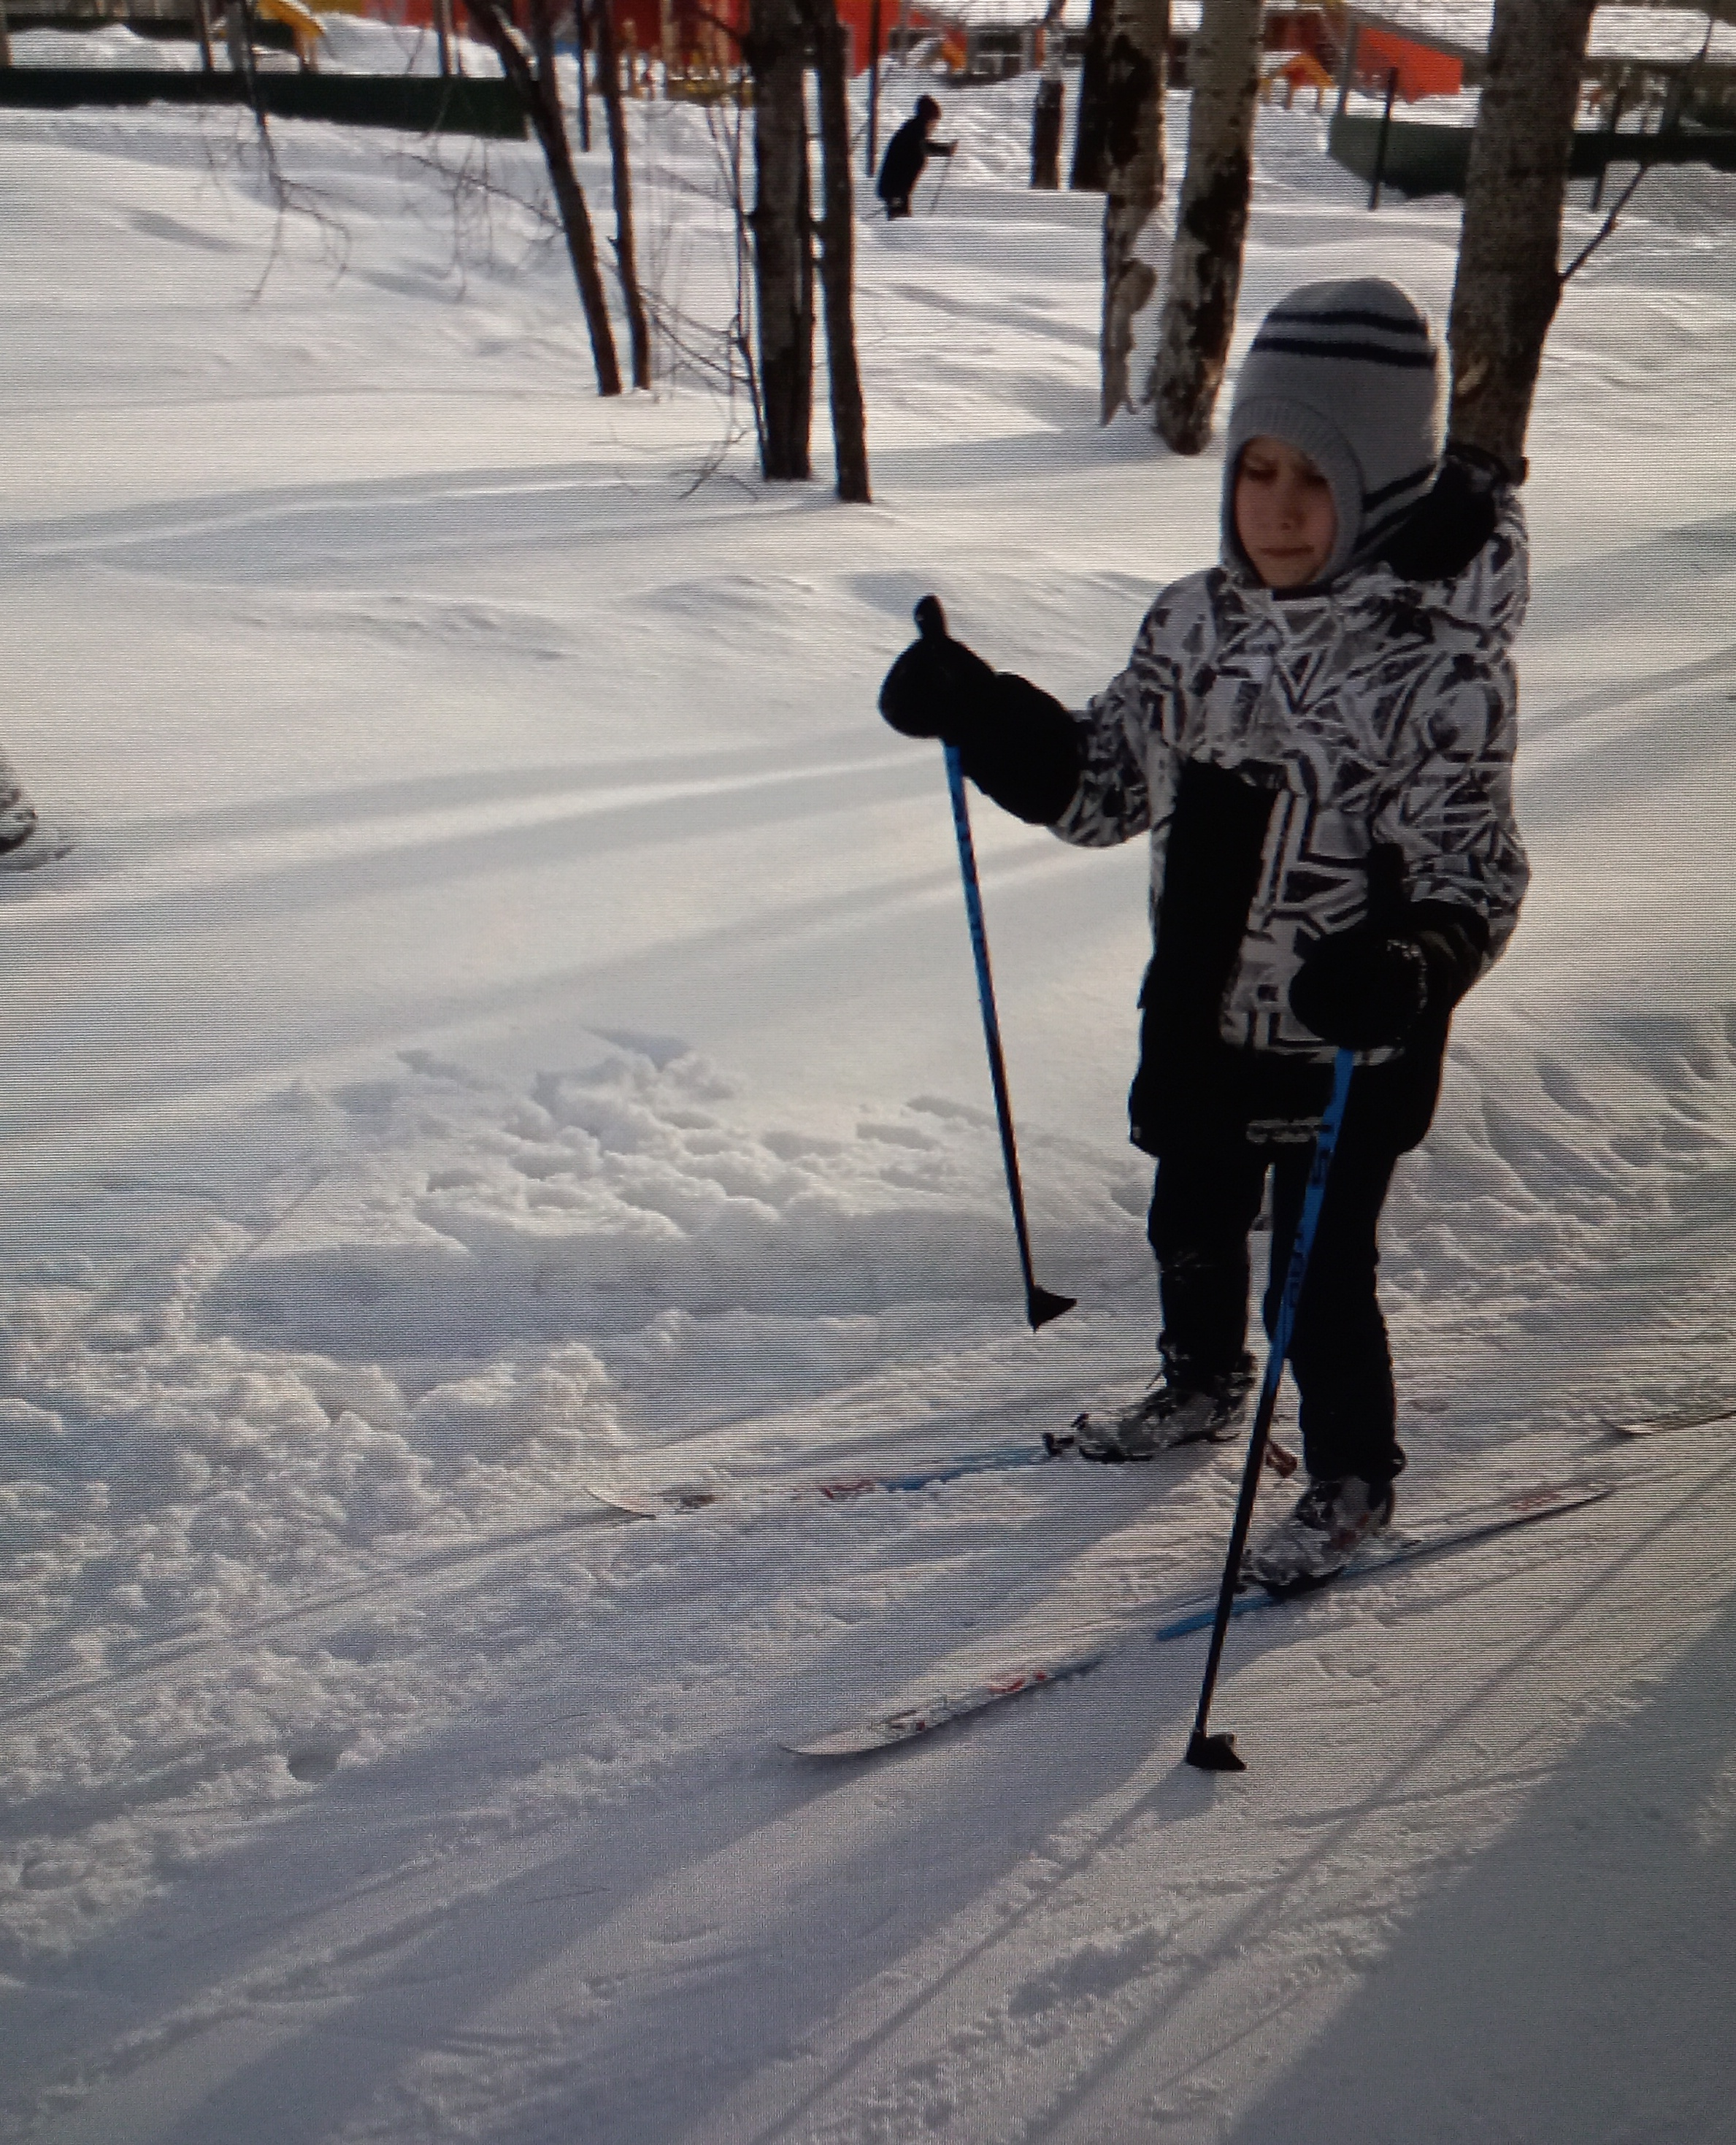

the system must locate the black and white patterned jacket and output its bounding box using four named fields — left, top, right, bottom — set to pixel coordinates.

left=1051, top=494, right=1531, bottom=1148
